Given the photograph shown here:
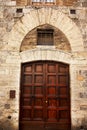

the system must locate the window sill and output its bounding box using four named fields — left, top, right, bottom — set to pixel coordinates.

left=31, top=2, right=56, bottom=6
left=37, top=45, right=55, bottom=49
